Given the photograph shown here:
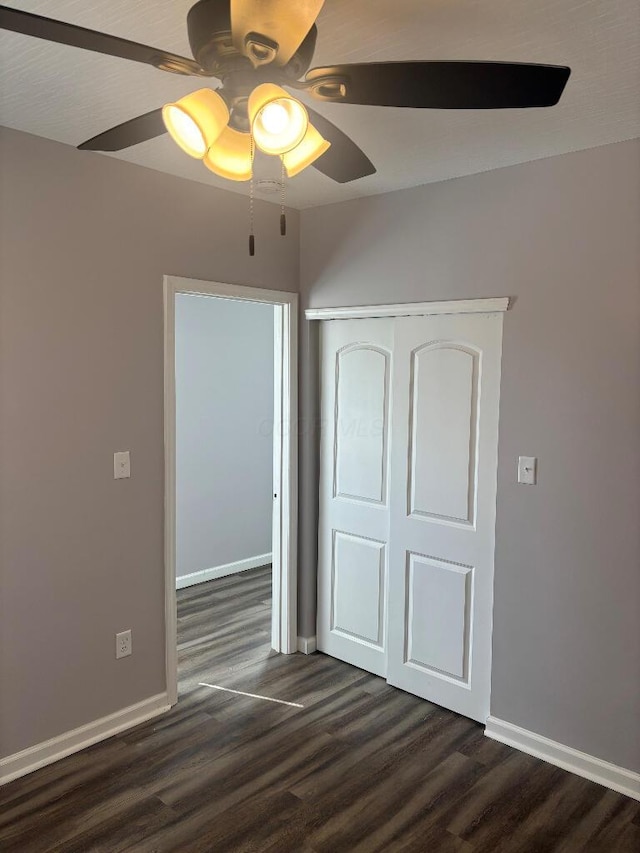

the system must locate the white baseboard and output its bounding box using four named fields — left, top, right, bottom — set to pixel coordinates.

left=297, top=635, right=317, bottom=655
left=0, top=692, right=170, bottom=787
left=176, top=552, right=272, bottom=590
left=485, top=716, right=640, bottom=802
